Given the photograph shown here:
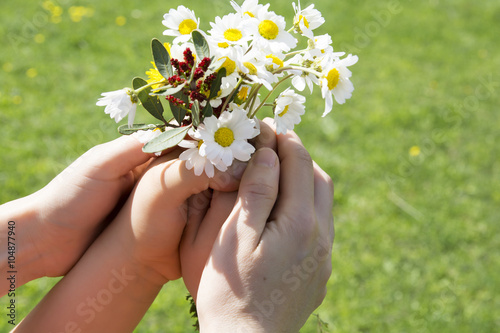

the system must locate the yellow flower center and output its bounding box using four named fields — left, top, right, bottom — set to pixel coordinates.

left=244, top=11, right=255, bottom=18
left=266, top=54, right=284, bottom=70
left=178, top=19, right=197, bottom=35
left=197, top=140, right=204, bottom=150
left=214, top=127, right=234, bottom=147
left=218, top=42, right=230, bottom=48
left=258, top=20, right=279, bottom=40
left=219, top=56, right=236, bottom=75
left=224, top=28, right=243, bottom=42
left=278, top=105, right=290, bottom=117
left=299, top=15, right=310, bottom=28
left=326, top=68, right=340, bottom=91
left=237, top=86, right=249, bottom=102
left=243, top=62, right=258, bottom=75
